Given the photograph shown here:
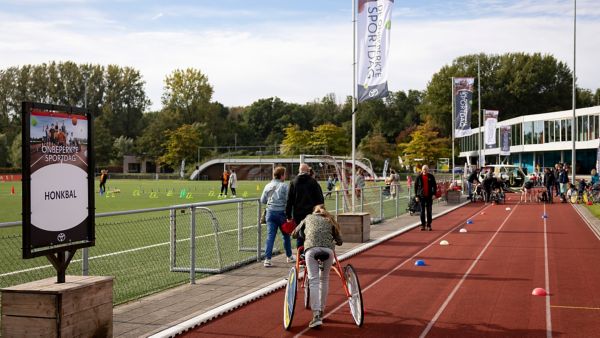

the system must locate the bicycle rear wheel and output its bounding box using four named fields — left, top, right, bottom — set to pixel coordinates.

left=283, top=267, right=298, bottom=330
left=344, top=264, right=364, bottom=327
